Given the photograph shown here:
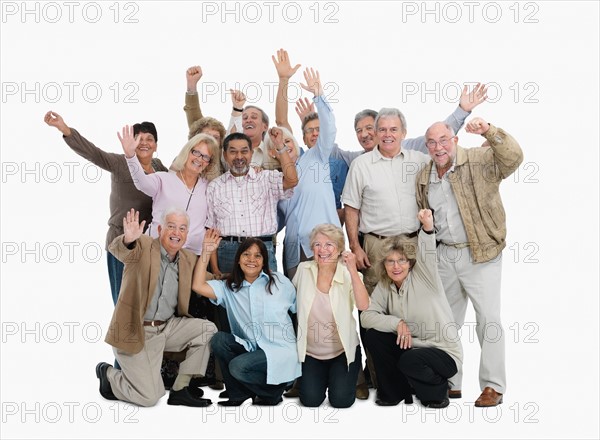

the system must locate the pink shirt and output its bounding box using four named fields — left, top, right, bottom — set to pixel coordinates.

left=205, top=168, right=292, bottom=237
left=127, top=155, right=208, bottom=255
